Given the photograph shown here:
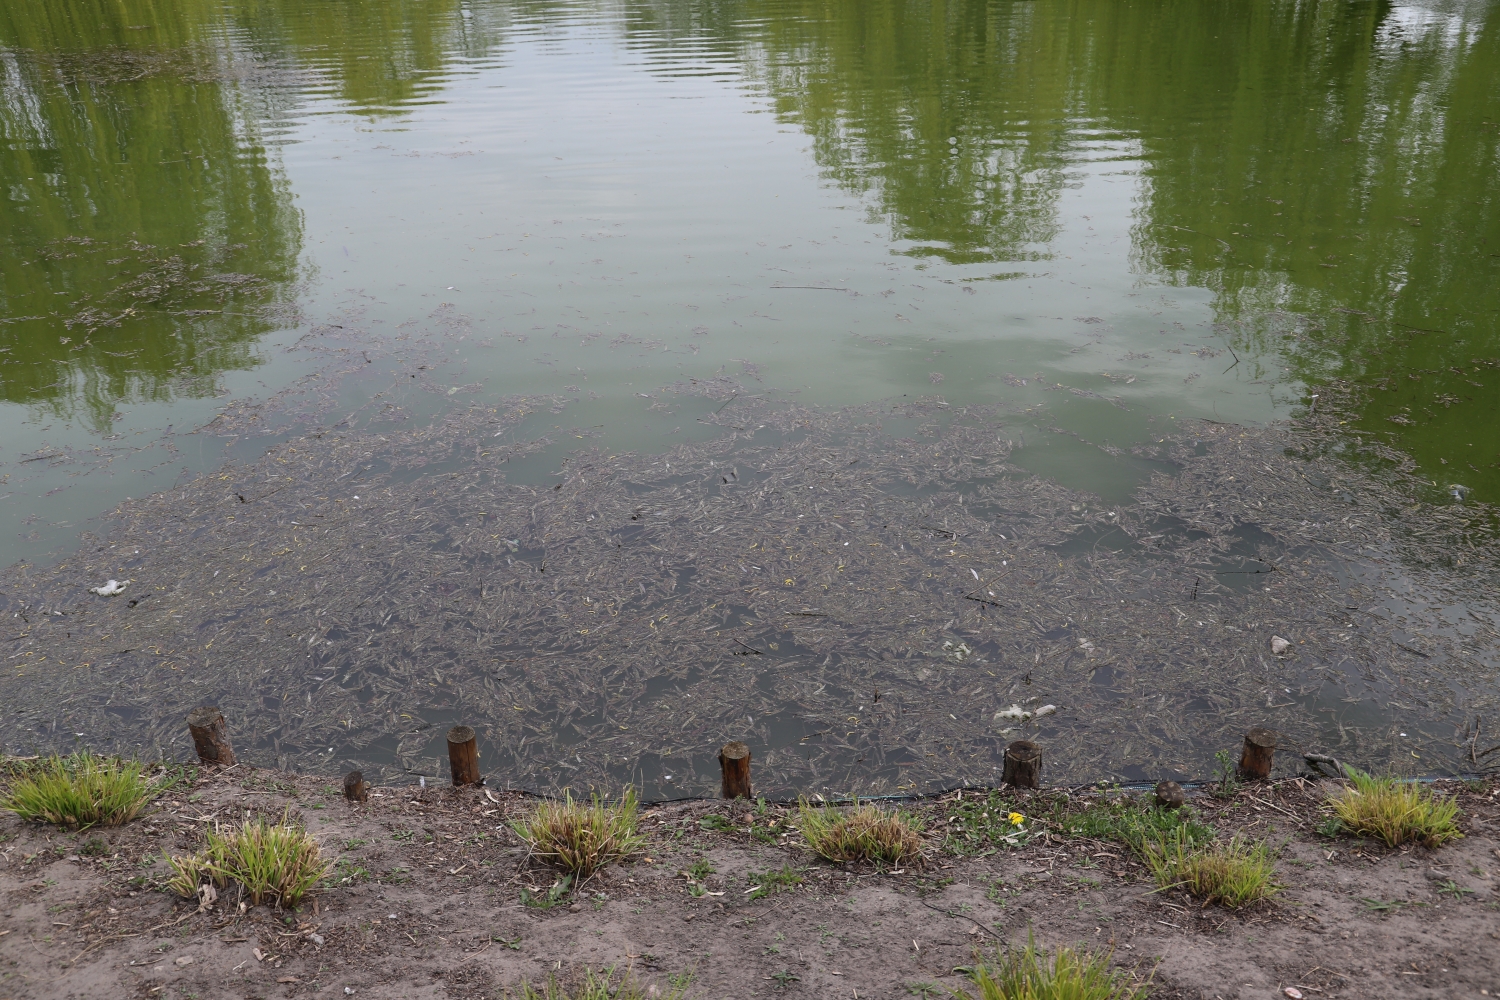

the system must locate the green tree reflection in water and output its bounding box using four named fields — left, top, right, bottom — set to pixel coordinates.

left=0, top=0, right=303, bottom=433
left=229, top=0, right=476, bottom=114
left=1121, top=0, right=1500, bottom=489
left=643, top=0, right=1500, bottom=492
